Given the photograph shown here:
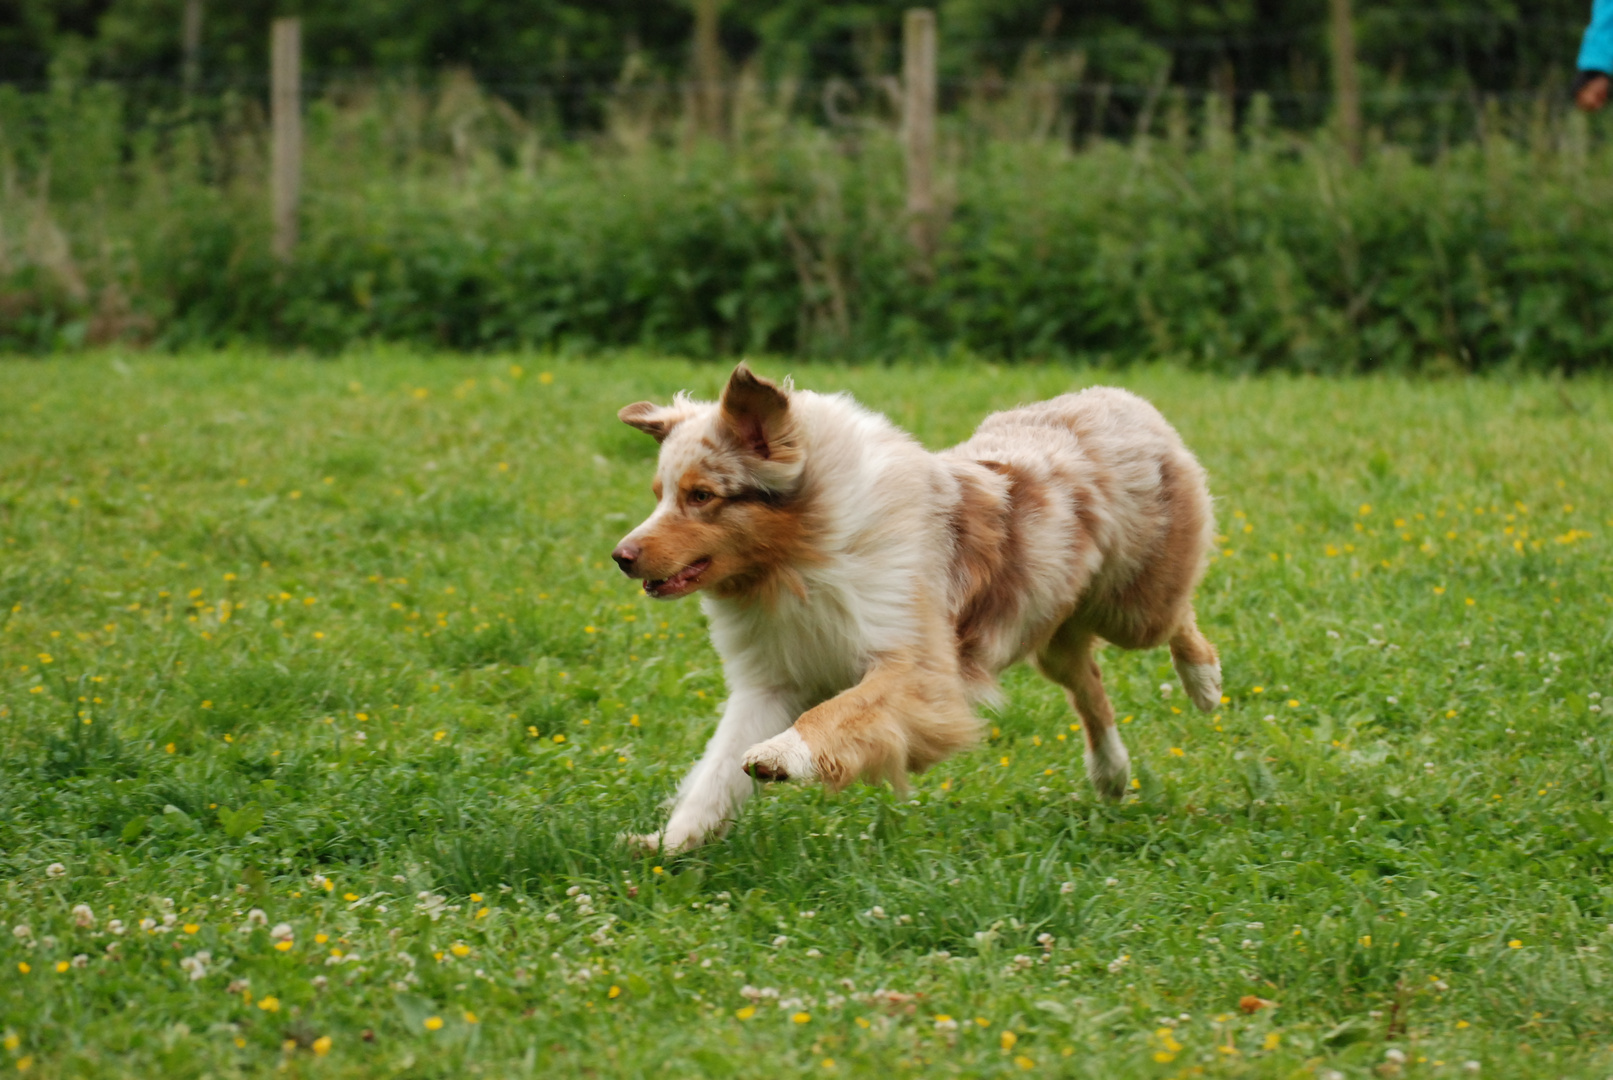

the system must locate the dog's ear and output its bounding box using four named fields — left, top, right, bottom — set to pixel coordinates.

left=618, top=401, right=679, bottom=443
left=719, top=363, right=792, bottom=461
